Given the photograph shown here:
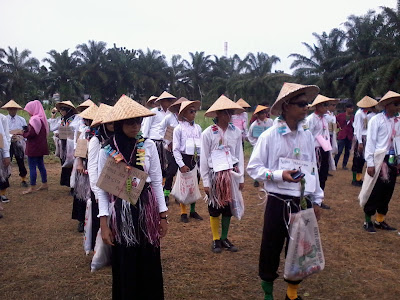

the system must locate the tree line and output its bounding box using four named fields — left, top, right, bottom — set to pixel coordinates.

left=1, top=2, right=399, bottom=108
